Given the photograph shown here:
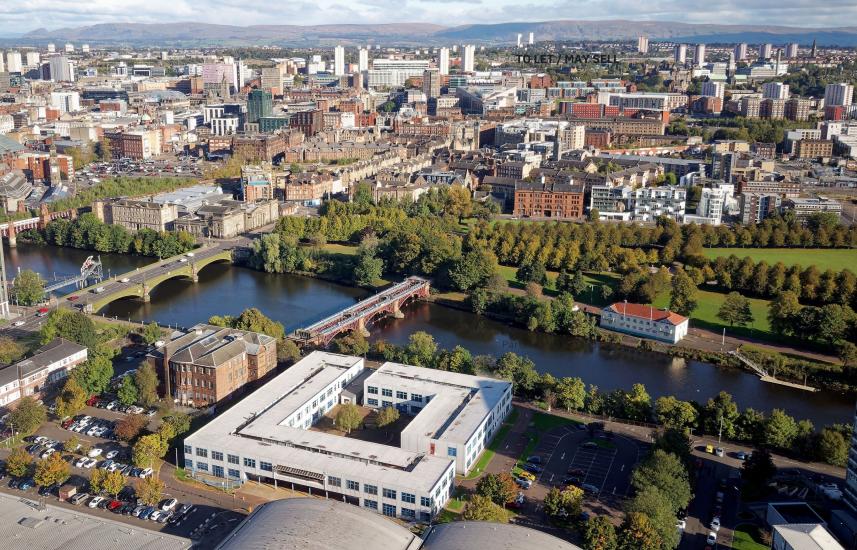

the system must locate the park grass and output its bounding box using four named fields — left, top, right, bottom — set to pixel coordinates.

left=321, top=243, right=358, bottom=256
left=732, top=524, right=769, bottom=550
left=652, top=287, right=773, bottom=339
left=464, top=408, right=520, bottom=480
left=496, top=266, right=620, bottom=306
left=701, top=247, right=857, bottom=272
